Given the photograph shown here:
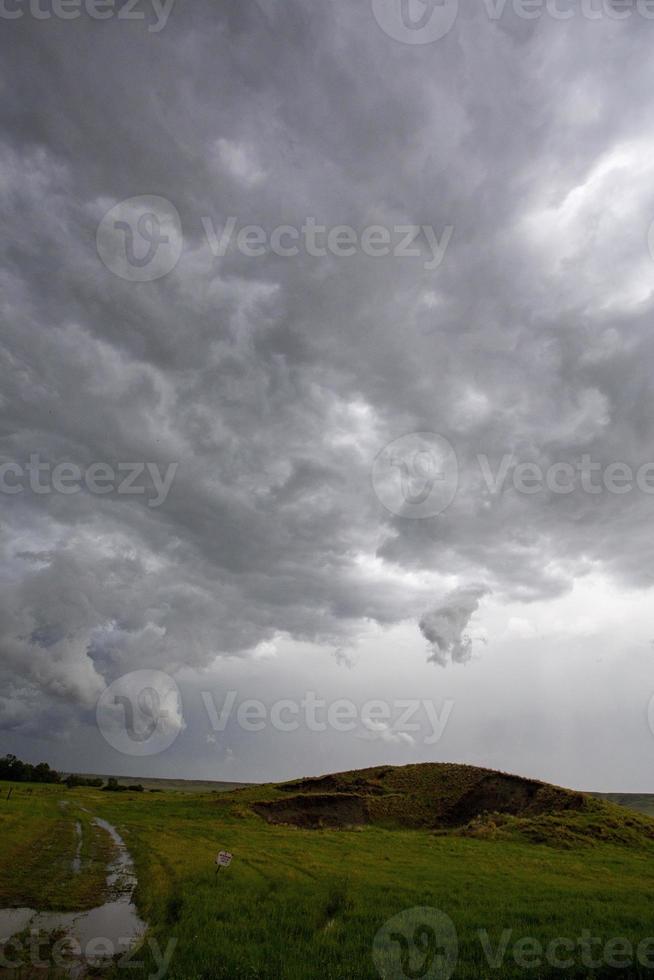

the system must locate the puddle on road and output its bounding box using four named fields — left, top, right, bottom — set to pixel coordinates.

left=0, top=815, right=146, bottom=966
left=72, top=822, right=83, bottom=874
